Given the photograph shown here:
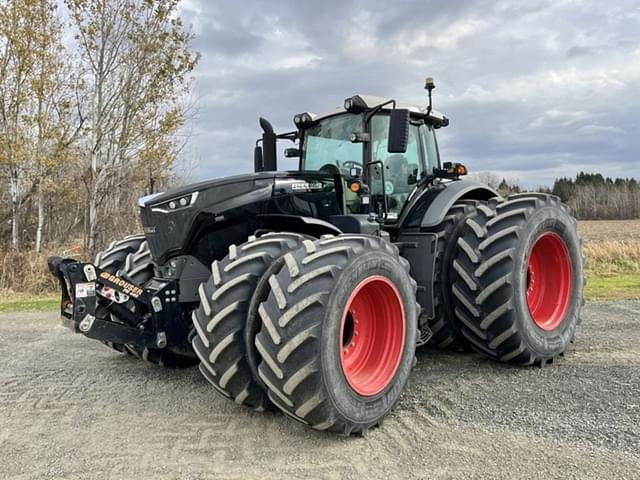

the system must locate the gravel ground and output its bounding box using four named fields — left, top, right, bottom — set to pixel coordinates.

left=1, top=302, right=639, bottom=480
